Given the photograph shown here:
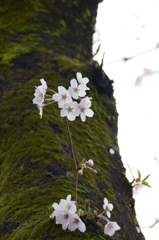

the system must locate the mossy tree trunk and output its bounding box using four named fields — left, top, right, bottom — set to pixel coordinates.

left=0, top=1, right=145, bottom=239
